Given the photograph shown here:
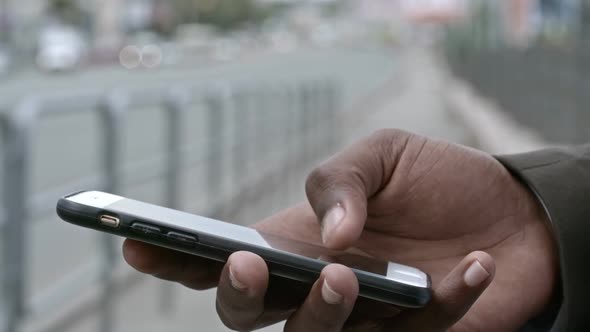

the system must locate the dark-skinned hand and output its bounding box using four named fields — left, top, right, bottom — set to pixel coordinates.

left=123, top=129, right=558, bottom=331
